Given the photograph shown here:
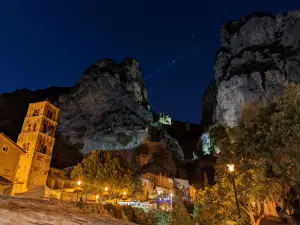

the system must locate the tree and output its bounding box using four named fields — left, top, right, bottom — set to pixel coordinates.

left=196, top=84, right=300, bottom=225
left=196, top=156, right=281, bottom=225
left=171, top=200, right=193, bottom=225
left=71, top=150, right=140, bottom=198
left=237, top=84, right=300, bottom=187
